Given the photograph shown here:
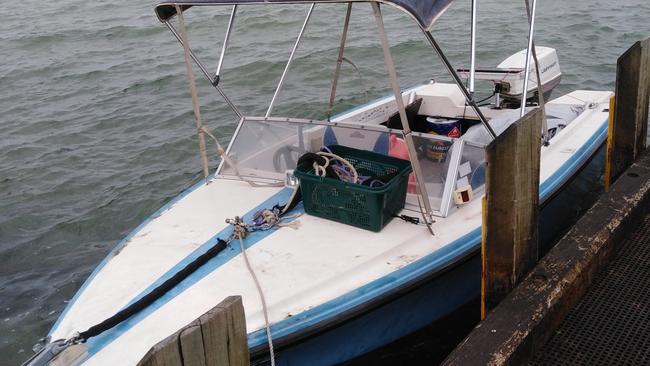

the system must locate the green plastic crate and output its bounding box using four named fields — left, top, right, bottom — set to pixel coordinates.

left=294, top=145, right=412, bottom=232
